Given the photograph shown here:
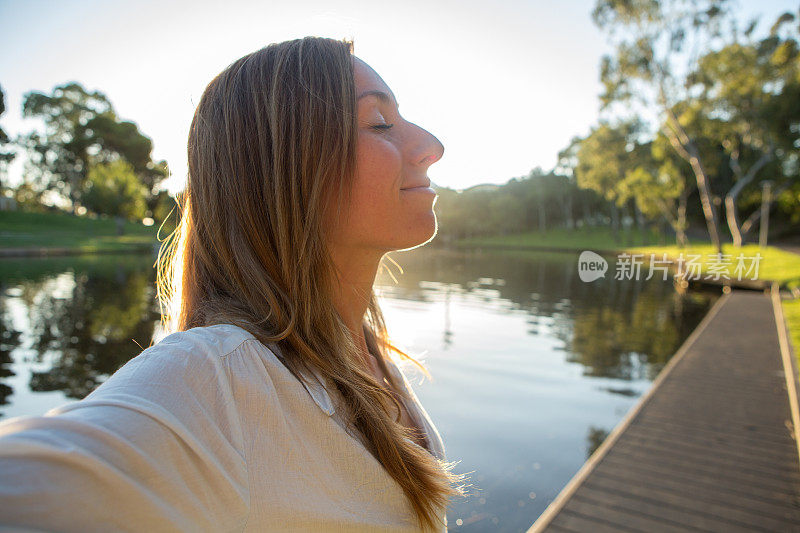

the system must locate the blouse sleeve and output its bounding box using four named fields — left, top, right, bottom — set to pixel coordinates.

left=0, top=335, right=250, bottom=533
